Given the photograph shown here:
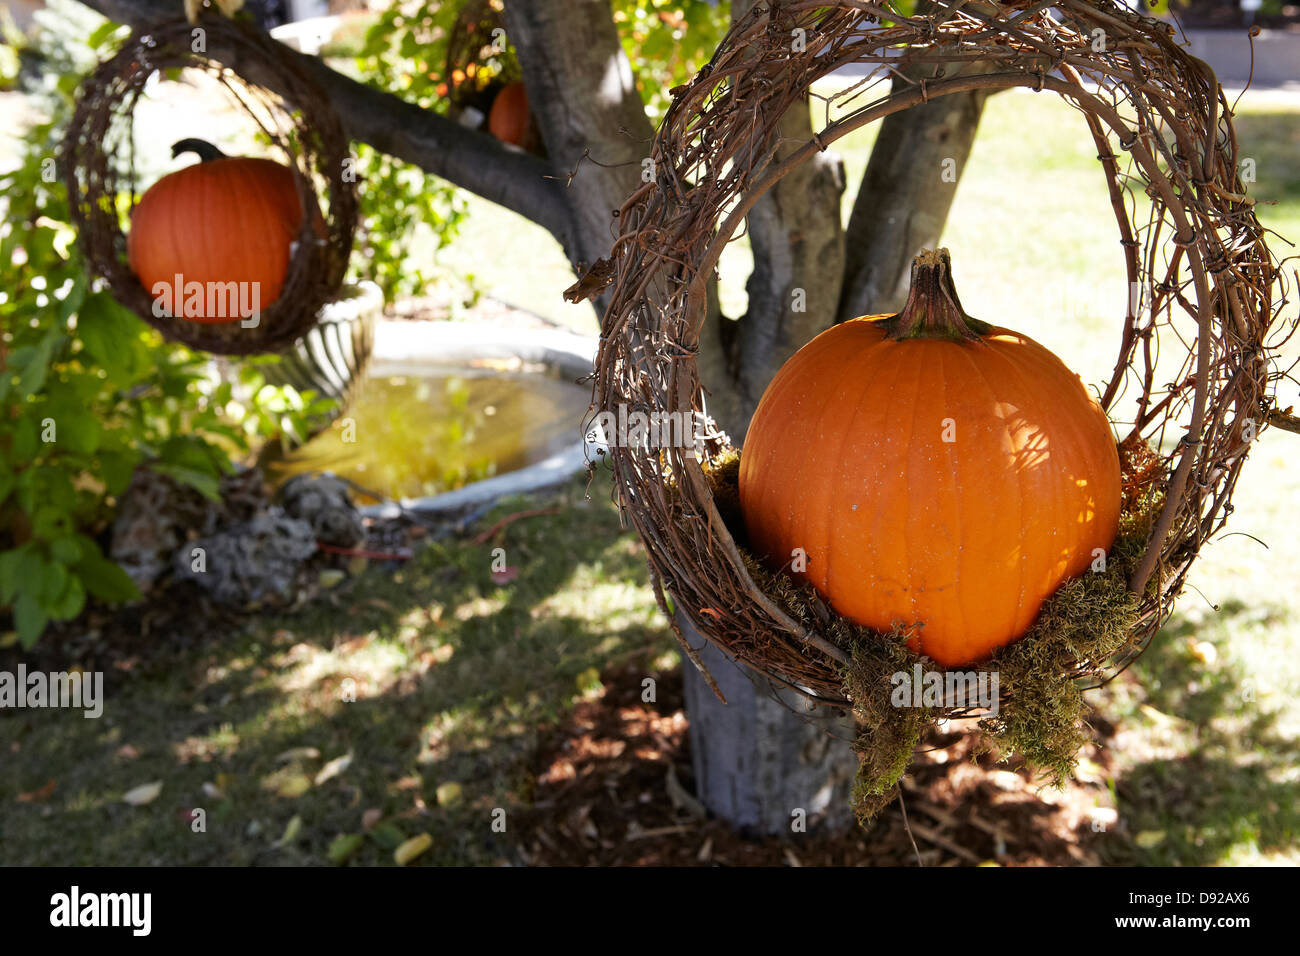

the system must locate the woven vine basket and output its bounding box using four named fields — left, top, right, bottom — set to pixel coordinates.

left=63, top=13, right=357, bottom=355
